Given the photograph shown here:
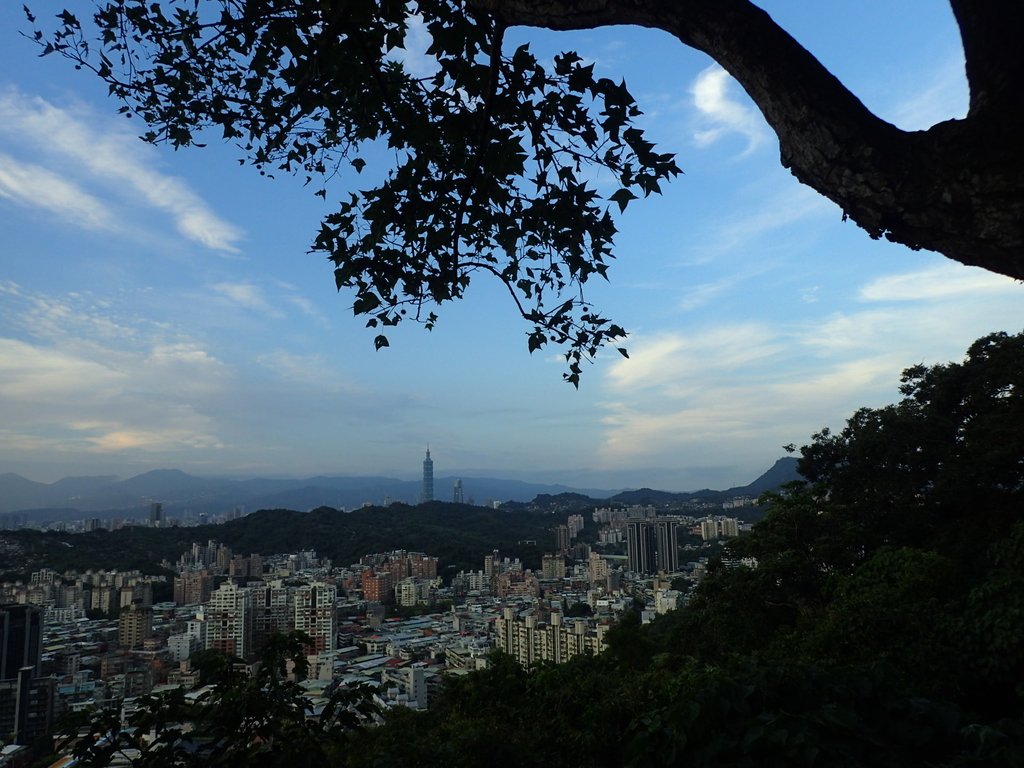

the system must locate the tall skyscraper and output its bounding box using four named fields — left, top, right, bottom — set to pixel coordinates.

left=0, top=604, right=51, bottom=745
left=453, top=478, right=464, bottom=504
left=149, top=502, right=164, bottom=528
left=627, top=519, right=682, bottom=574
left=654, top=519, right=681, bottom=572
left=0, top=605, right=42, bottom=679
left=626, top=520, right=657, bottom=574
left=421, top=447, right=434, bottom=503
